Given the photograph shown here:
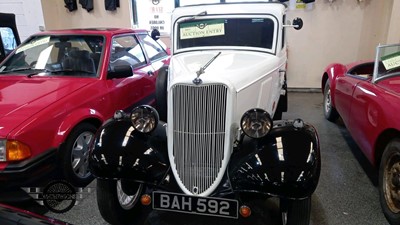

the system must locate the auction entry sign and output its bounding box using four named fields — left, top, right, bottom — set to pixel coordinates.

left=136, top=0, right=174, bottom=34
